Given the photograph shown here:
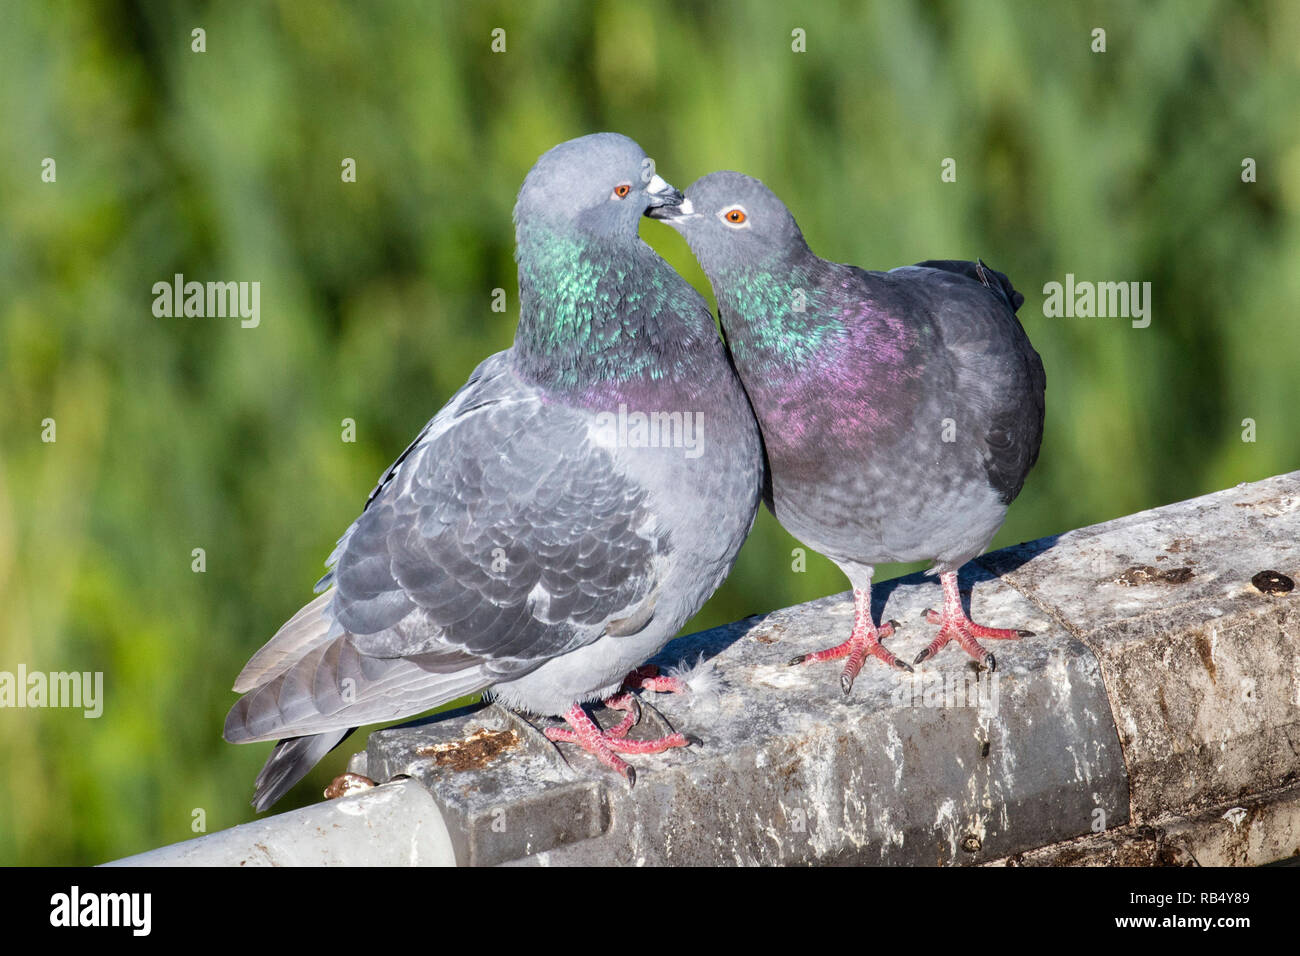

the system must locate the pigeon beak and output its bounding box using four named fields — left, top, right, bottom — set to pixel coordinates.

left=643, top=174, right=684, bottom=217
left=646, top=195, right=695, bottom=224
